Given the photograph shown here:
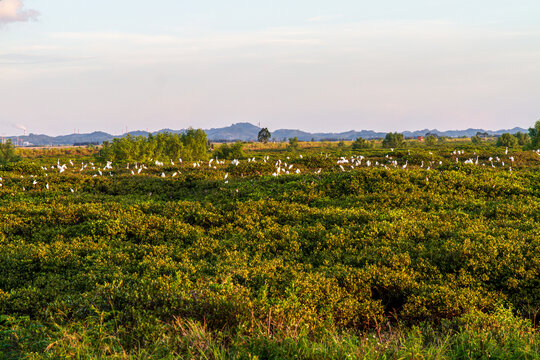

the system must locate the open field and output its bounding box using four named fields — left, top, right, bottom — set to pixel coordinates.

left=1, top=142, right=540, bottom=359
